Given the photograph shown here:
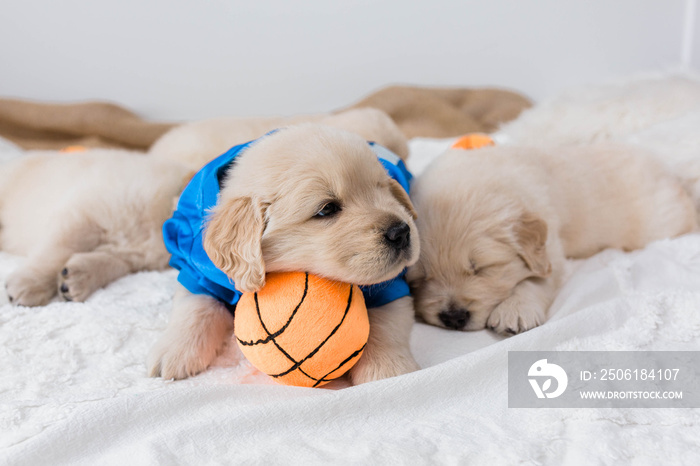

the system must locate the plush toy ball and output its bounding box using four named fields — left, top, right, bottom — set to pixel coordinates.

left=234, top=272, right=369, bottom=387
left=451, top=133, right=495, bottom=150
